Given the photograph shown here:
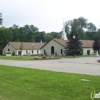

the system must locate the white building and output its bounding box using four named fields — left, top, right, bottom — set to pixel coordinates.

left=2, top=42, right=45, bottom=56
left=3, top=39, right=94, bottom=56
left=41, top=38, right=94, bottom=56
